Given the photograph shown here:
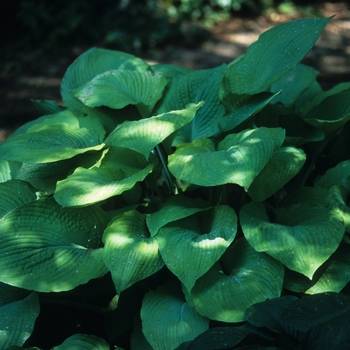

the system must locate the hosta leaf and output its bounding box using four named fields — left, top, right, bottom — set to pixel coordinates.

left=141, top=281, right=209, bottom=350
left=315, top=159, right=350, bottom=191
left=151, top=63, right=192, bottom=79
left=0, top=111, right=105, bottom=163
left=75, top=70, right=167, bottom=119
left=0, top=197, right=109, bottom=292
left=105, top=103, right=203, bottom=160
left=52, top=334, right=110, bottom=350
left=61, top=48, right=150, bottom=130
left=218, top=91, right=278, bottom=132
left=326, top=185, right=350, bottom=232
left=31, top=99, right=64, bottom=115
left=157, top=205, right=237, bottom=291
left=0, top=160, right=21, bottom=183
left=269, top=64, right=320, bottom=109
left=185, top=238, right=284, bottom=322
left=155, top=65, right=227, bottom=144
left=0, top=284, right=40, bottom=348
left=248, top=146, right=306, bottom=201
left=302, top=88, right=350, bottom=134
left=168, top=127, right=285, bottom=189
left=146, top=194, right=211, bottom=236
left=219, top=17, right=331, bottom=98
left=284, top=242, right=350, bottom=294
left=54, top=146, right=154, bottom=207
left=240, top=201, right=344, bottom=279
left=245, top=295, right=298, bottom=334
left=102, top=210, right=164, bottom=293
left=183, top=326, right=250, bottom=350
left=0, top=180, right=38, bottom=218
